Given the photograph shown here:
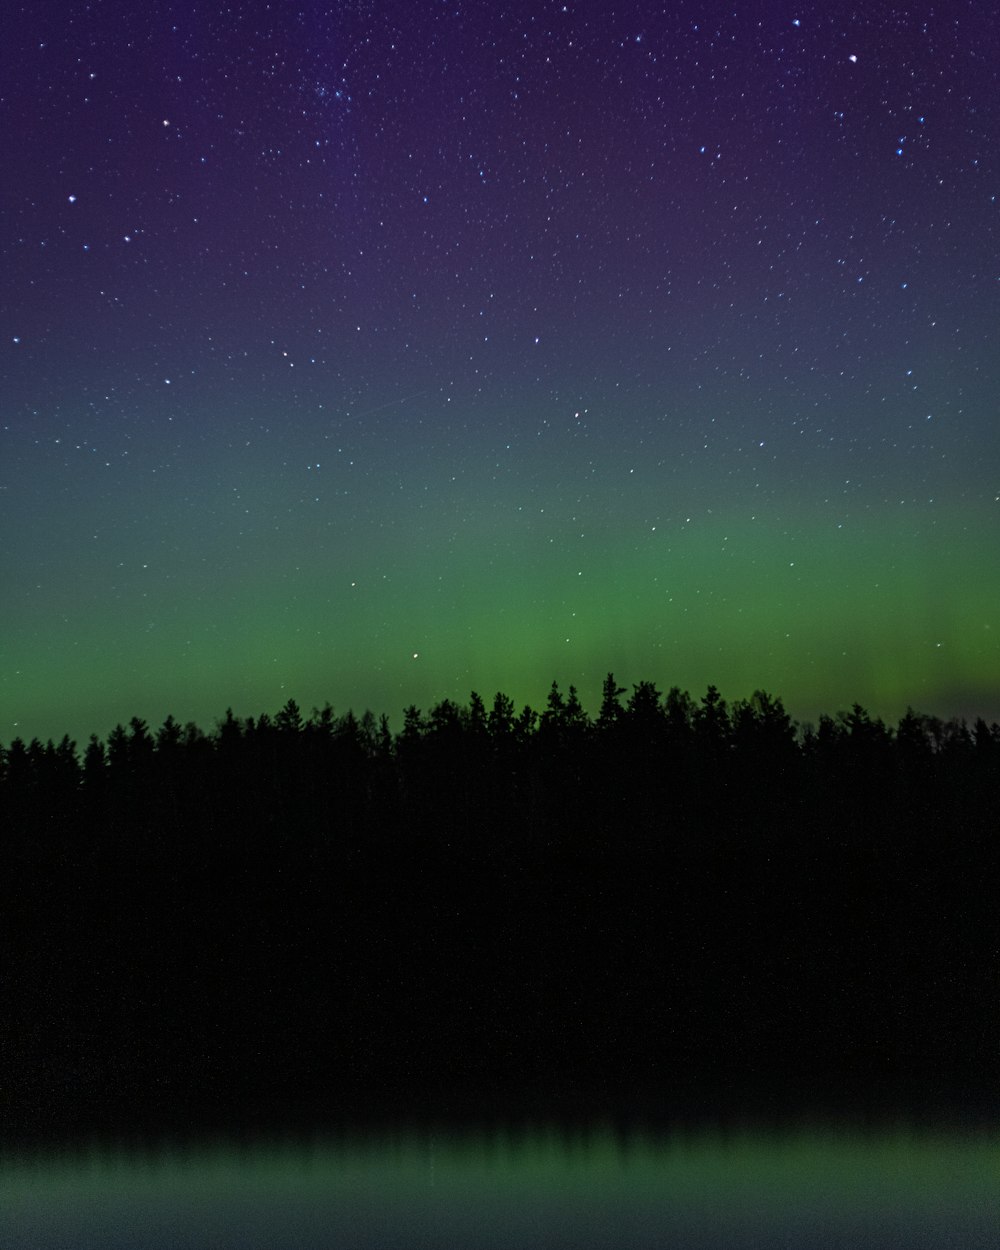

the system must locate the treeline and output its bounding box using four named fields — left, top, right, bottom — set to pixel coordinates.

left=2, top=677, right=999, bottom=1139
left=4, top=677, right=998, bottom=848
